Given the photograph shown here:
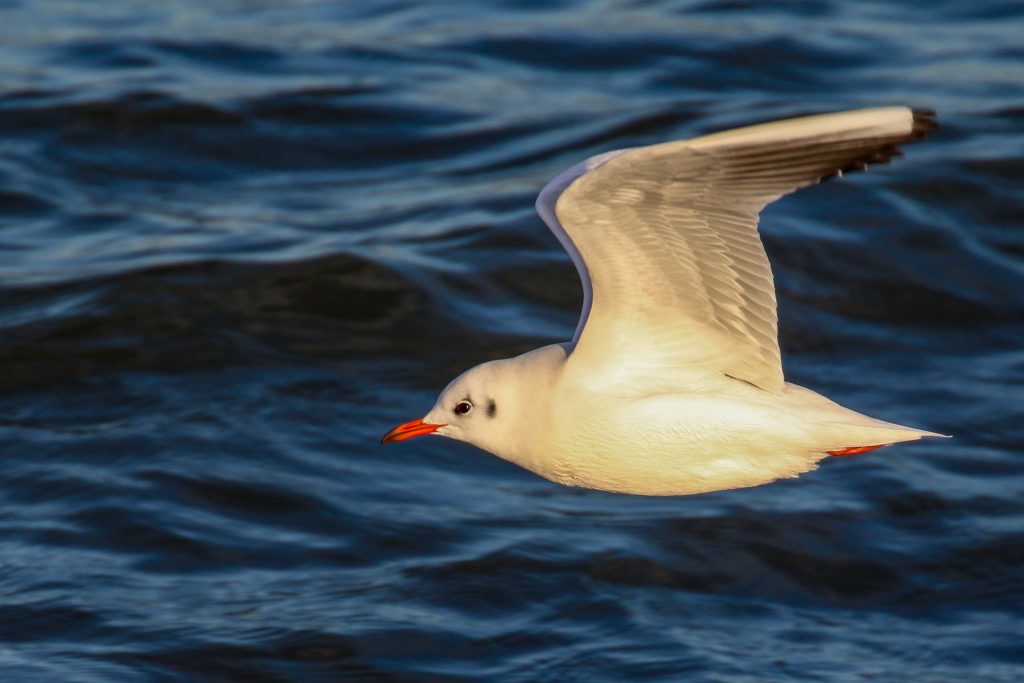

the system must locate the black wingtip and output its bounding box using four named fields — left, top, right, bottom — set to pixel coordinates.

left=911, top=109, right=938, bottom=139
left=819, top=109, right=937, bottom=183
